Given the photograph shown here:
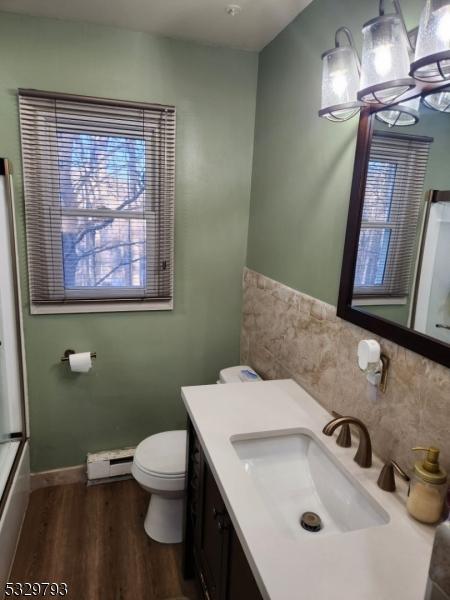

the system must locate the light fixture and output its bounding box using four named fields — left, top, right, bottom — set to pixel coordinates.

left=319, top=0, right=450, bottom=124
left=375, top=96, right=421, bottom=126
left=319, top=27, right=362, bottom=122
left=358, top=0, right=415, bottom=105
left=411, top=0, right=450, bottom=82
left=422, top=88, right=450, bottom=110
